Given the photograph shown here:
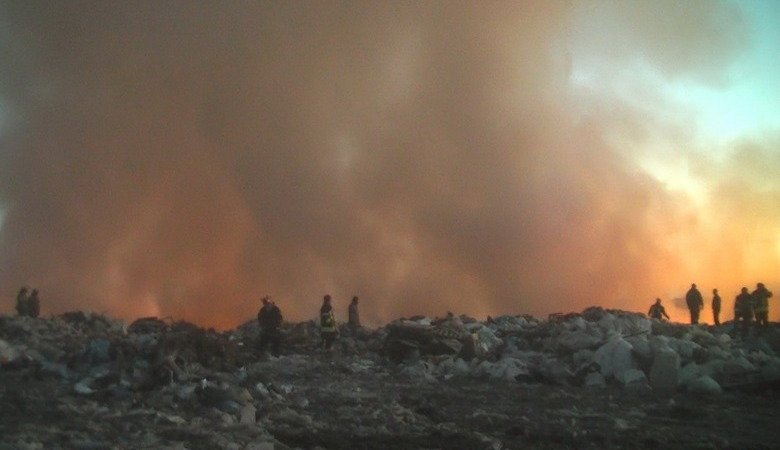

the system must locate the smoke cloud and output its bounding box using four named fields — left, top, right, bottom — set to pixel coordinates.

left=0, top=1, right=775, bottom=327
